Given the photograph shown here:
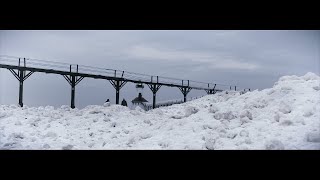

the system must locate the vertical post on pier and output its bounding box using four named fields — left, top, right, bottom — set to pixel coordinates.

left=8, top=58, right=34, bottom=107
left=152, top=84, right=156, bottom=109
left=115, top=80, right=120, bottom=104
left=147, top=83, right=161, bottom=109
left=178, top=87, right=192, bottom=103
left=235, top=86, right=236, bottom=91
left=71, top=75, right=76, bottom=109
left=23, top=58, right=26, bottom=76
left=18, top=69, right=24, bottom=107
left=108, top=79, right=126, bottom=105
